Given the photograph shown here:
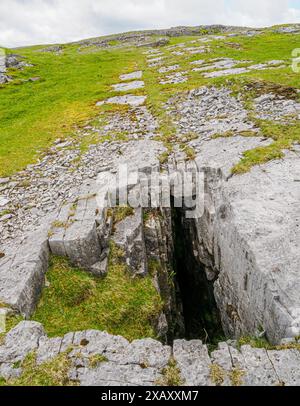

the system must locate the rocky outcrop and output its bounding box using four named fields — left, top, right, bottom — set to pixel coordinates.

left=190, top=139, right=300, bottom=344
left=0, top=54, right=33, bottom=84
left=49, top=182, right=111, bottom=277
left=1, top=321, right=300, bottom=386
left=0, top=50, right=8, bottom=84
